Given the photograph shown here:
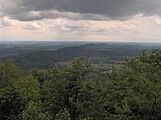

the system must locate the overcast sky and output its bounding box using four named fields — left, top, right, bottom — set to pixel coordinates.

left=0, top=0, right=161, bottom=42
